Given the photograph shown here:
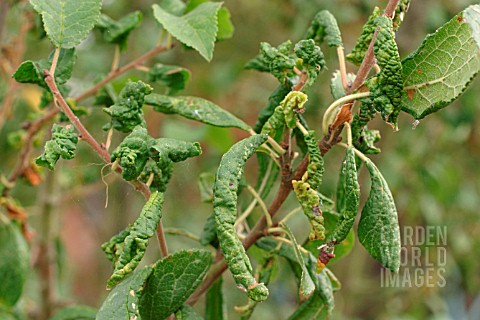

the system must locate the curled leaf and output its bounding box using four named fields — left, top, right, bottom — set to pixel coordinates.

left=358, top=160, right=401, bottom=272
left=294, top=39, right=325, bottom=88
left=213, top=134, right=269, bottom=302
left=346, top=6, right=381, bottom=66
left=253, top=83, right=291, bottom=133
left=245, top=41, right=296, bottom=82
left=393, top=0, right=411, bottom=31
left=103, top=81, right=153, bottom=133
left=330, top=147, right=359, bottom=243
left=35, top=124, right=78, bottom=170
left=148, top=64, right=191, bottom=93
left=102, top=191, right=164, bottom=288
left=97, top=11, right=143, bottom=50
left=305, top=10, right=343, bottom=47
left=292, top=179, right=325, bottom=241
left=303, top=130, right=324, bottom=191
left=364, top=16, right=403, bottom=127
left=145, top=94, right=250, bottom=131
left=111, top=126, right=154, bottom=181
